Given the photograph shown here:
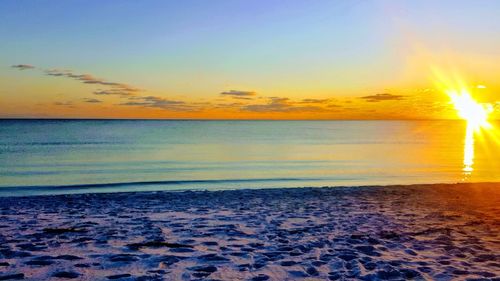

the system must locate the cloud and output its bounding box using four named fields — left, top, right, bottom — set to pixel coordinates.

left=11, top=64, right=35, bottom=70
left=220, top=90, right=256, bottom=97
left=120, top=96, right=198, bottom=111
left=83, top=98, right=102, bottom=103
left=44, top=69, right=141, bottom=96
left=12, top=64, right=206, bottom=112
left=12, top=65, right=140, bottom=95
left=12, top=64, right=213, bottom=112
left=93, top=90, right=134, bottom=97
left=232, top=96, right=254, bottom=100
left=360, top=93, right=405, bottom=102
left=53, top=101, right=75, bottom=108
left=12, top=64, right=349, bottom=115
left=298, top=98, right=330, bottom=104
left=242, top=97, right=324, bottom=113
left=214, top=102, right=245, bottom=109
